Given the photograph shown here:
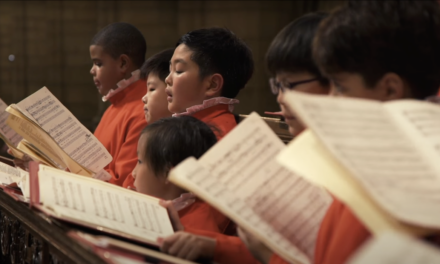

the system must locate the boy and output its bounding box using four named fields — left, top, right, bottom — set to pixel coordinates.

left=158, top=15, right=330, bottom=263
left=313, top=1, right=440, bottom=263
left=122, top=48, right=174, bottom=189
left=258, top=1, right=440, bottom=264
left=132, top=116, right=224, bottom=233
left=90, top=22, right=147, bottom=186
left=166, top=27, right=254, bottom=139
